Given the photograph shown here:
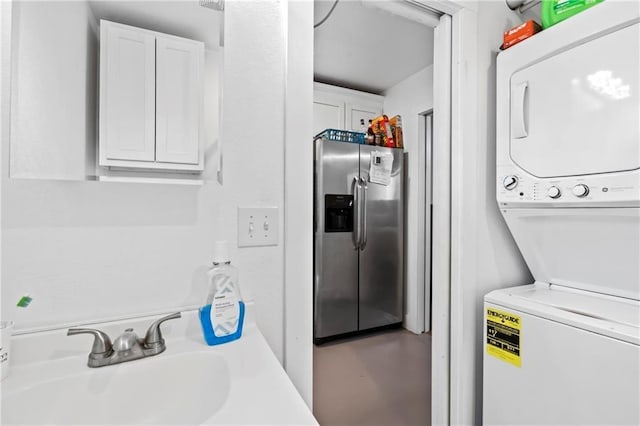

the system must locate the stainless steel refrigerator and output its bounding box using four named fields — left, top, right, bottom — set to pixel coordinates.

left=314, top=138, right=404, bottom=343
